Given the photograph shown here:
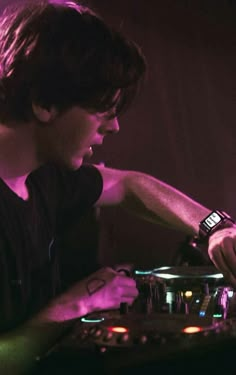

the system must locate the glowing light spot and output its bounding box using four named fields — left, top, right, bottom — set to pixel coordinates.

left=208, top=273, right=224, bottom=279
left=199, top=311, right=206, bottom=317
left=184, top=291, right=193, bottom=298
left=81, top=317, right=105, bottom=323
left=153, top=273, right=180, bottom=279
left=213, top=314, right=222, bottom=318
left=228, top=291, right=234, bottom=298
left=153, top=266, right=171, bottom=271
left=108, top=326, right=128, bottom=333
left=182, top=326, right=203, bottom=334
left=134, top=270, right=152, bottom=275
